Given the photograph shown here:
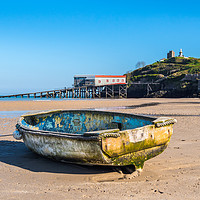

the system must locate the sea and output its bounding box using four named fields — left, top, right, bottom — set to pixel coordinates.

left=0, top=110, right=30, bottom=118
left=0, top=96, right=95, bottom=101
left=0, top=96, right=123, bottom=119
